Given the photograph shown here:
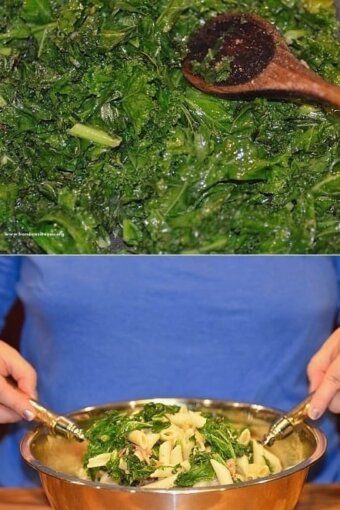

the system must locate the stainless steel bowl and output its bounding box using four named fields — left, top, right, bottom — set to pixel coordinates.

left=21, top=398, right=326, bottom=510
